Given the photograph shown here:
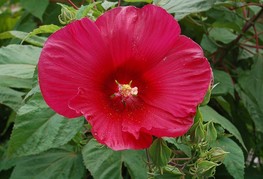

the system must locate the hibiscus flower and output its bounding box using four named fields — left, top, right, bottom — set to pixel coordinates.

left=38, top=4, right=212, bottom=150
